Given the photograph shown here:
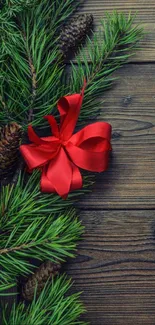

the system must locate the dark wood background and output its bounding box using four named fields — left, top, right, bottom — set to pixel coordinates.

left=65, top=1, right=155, bottom=324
